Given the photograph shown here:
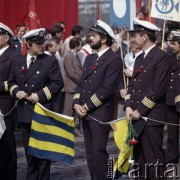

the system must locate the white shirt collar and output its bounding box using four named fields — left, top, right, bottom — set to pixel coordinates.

left=44, top=51, right=52, bottom=56
left=0, top=45, right=9, bottom=56
left=97, top=47, right=110, bottom=58
left=134, top=50, right=143, bottom=58
left=27, top=53, right=37, bottom=68
left=144, top=44, right=156, bottom=58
